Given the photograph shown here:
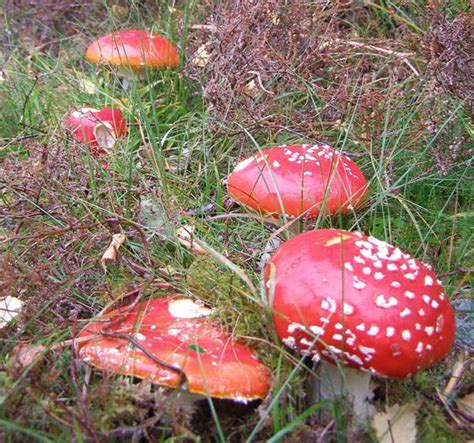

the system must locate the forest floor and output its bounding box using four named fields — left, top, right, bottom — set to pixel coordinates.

left=0, top=1, right=472, bottom=441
